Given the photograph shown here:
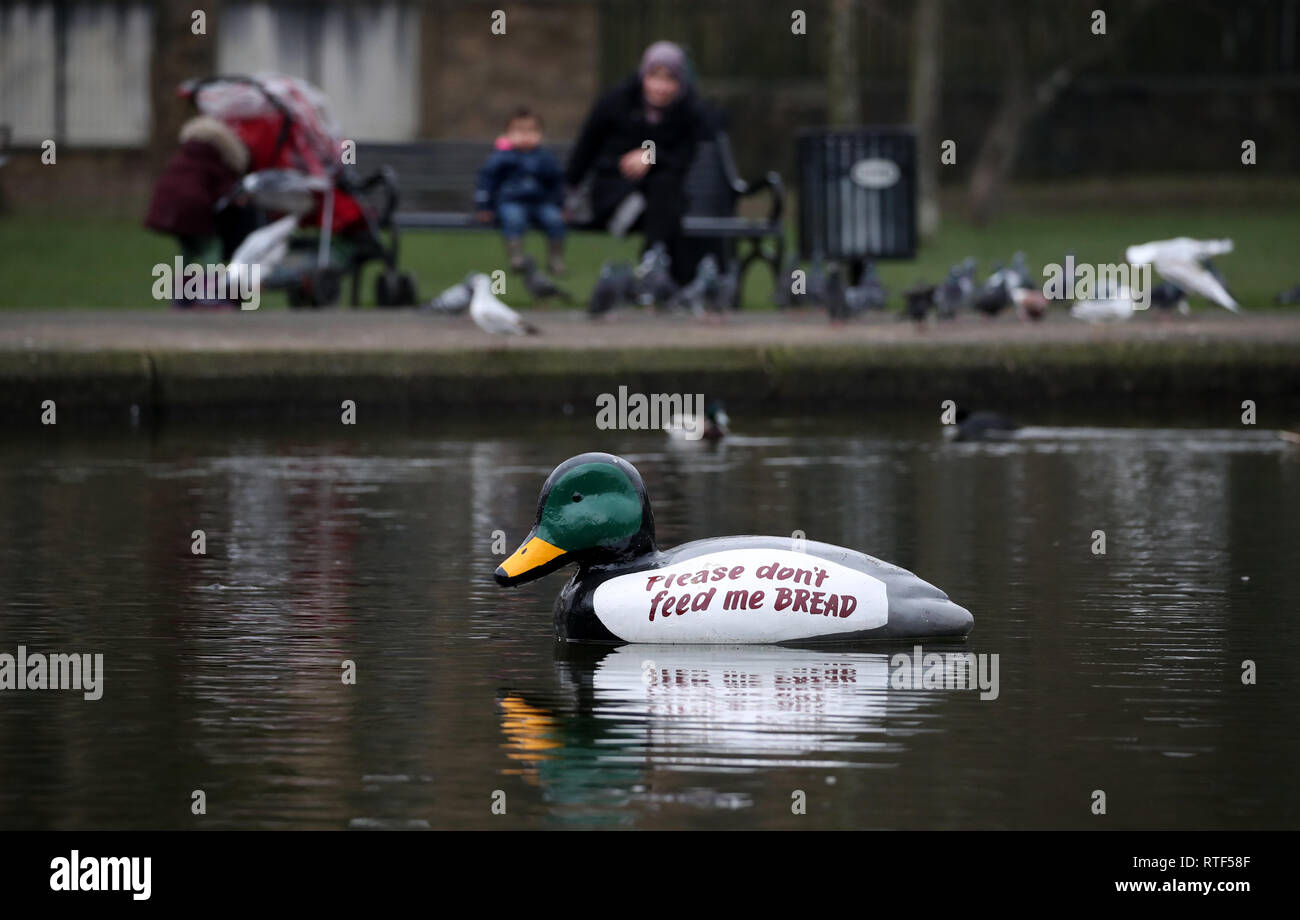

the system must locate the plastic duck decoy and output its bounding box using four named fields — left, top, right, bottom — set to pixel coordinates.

left=495, top=453, right=973, bottom=644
